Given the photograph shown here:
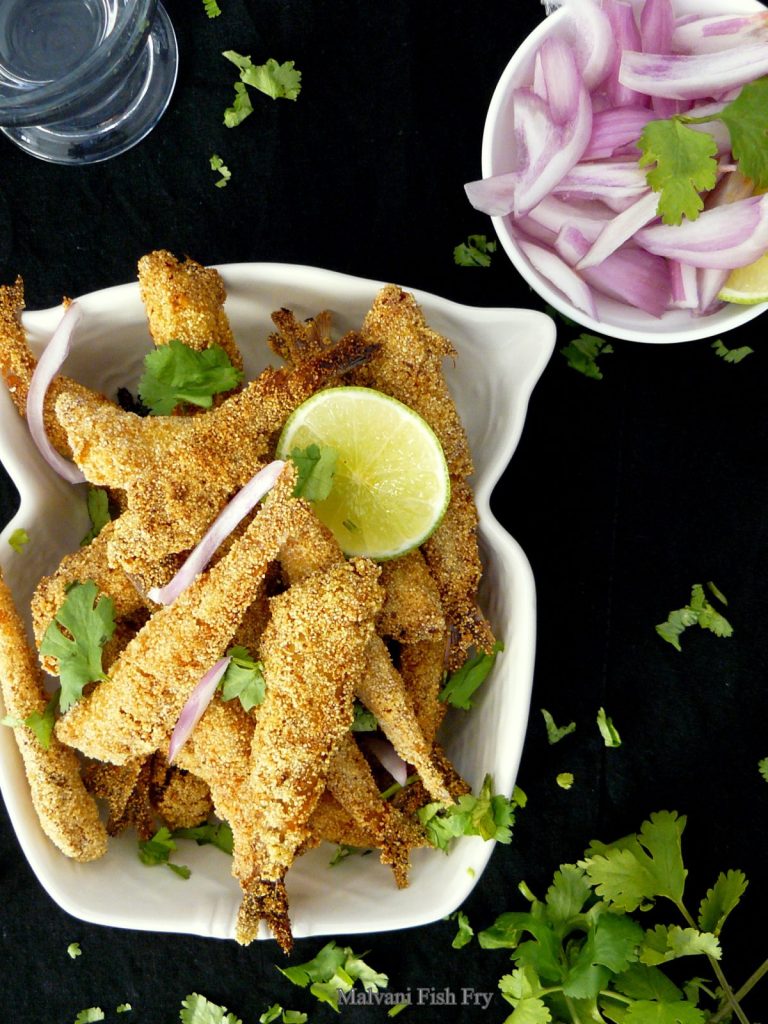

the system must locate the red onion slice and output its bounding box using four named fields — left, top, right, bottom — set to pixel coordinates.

left=559, top=0, right=617, bottom=90
left=619, top=44, right=768, bottom=100
left=148, top=460, right=286, bottom=606
left=365, top=736, right=409, bottom=787
left=576, top=190, right=660, bottom=269
left=168, top=657, right=231, bottom=762
left=603, top=0, right=648, bottom=108
left=582, top=106, right=655, bottom=160
left=673, top=13, right=768, bottom=54
left=581, top=245, right=672, bottom=317
left=636, top=195, right=768, bottom=269
left=517, top=238, right=598, bottom=317
left=26, top=303, right=87, bottom=485
left=670, top=261, right=699, bottom=309
left=551, top=160, right=649, bottom=200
